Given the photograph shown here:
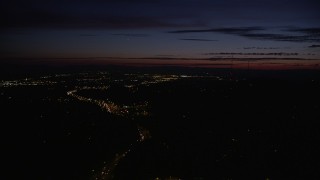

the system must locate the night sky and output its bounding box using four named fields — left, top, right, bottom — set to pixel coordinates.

left=1, top=0, right=320, bottom=68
